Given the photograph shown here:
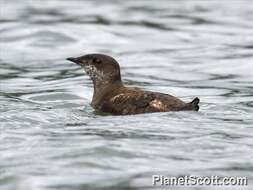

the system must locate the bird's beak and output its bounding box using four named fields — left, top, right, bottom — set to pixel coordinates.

left=66, top=57, right=82, bottom=65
